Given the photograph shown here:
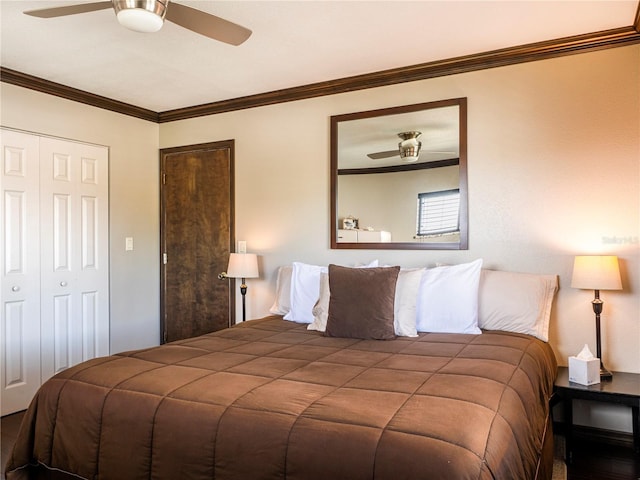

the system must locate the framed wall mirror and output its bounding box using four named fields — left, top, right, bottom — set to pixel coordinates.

left=330, top=97, right=468, bottom=250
